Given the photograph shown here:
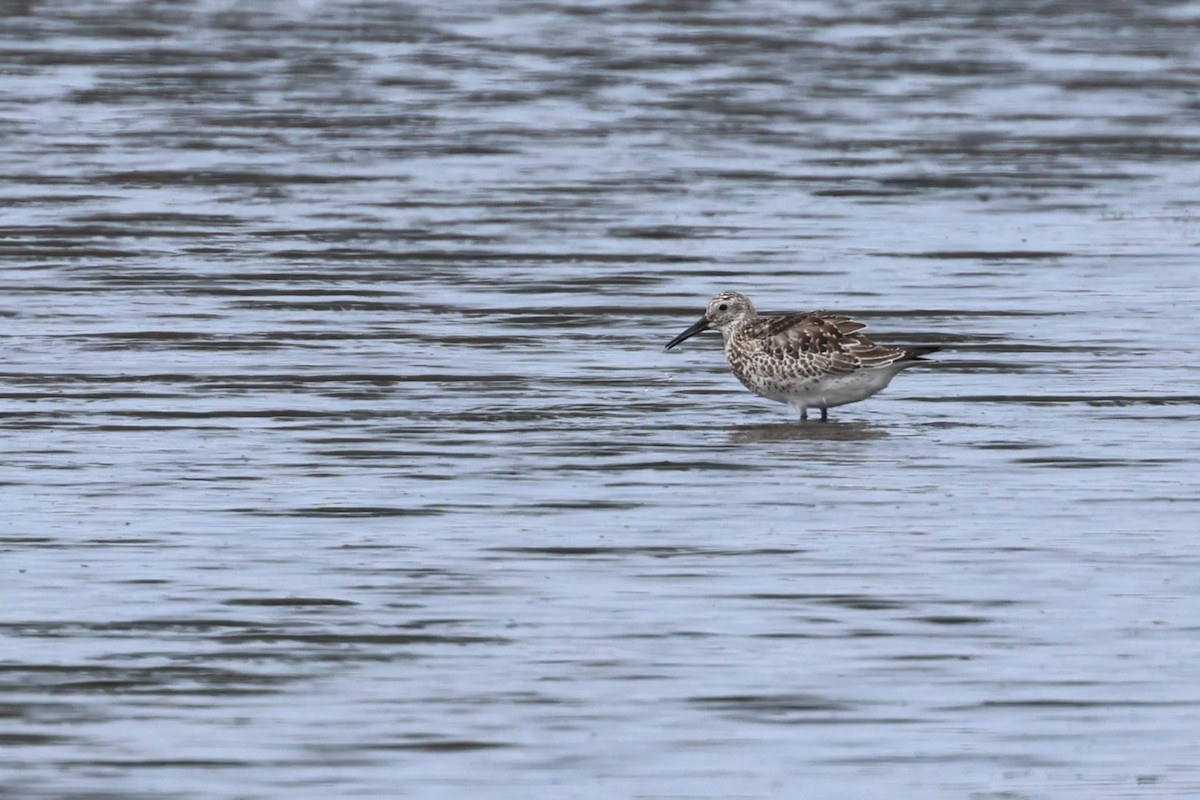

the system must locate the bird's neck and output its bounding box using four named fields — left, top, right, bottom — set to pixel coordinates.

left=719, top=316, right=754, bottom=346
